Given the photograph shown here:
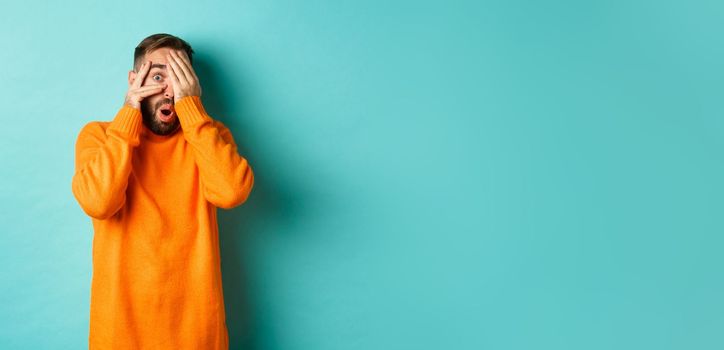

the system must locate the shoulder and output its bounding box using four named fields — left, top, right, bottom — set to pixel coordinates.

left=76, top=121, right=111, bottom=145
